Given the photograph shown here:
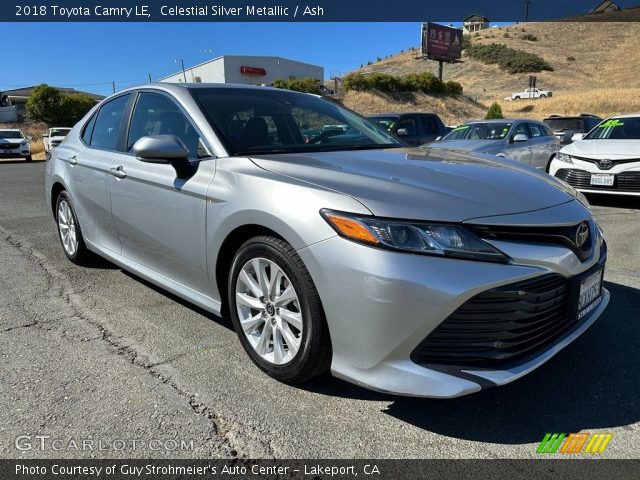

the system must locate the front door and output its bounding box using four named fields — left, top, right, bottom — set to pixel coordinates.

left=108, top=91, right=215, bottom=295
